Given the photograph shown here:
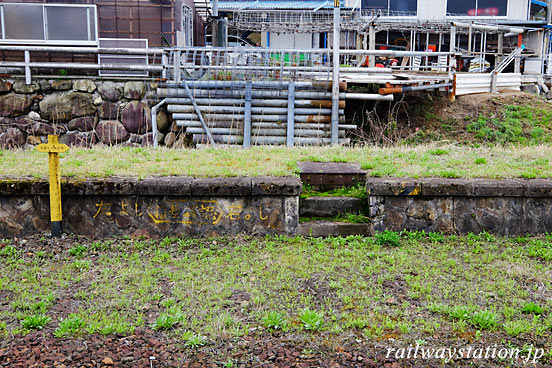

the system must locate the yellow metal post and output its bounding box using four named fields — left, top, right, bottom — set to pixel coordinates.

left=35, top=135, right=69, bottom=237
